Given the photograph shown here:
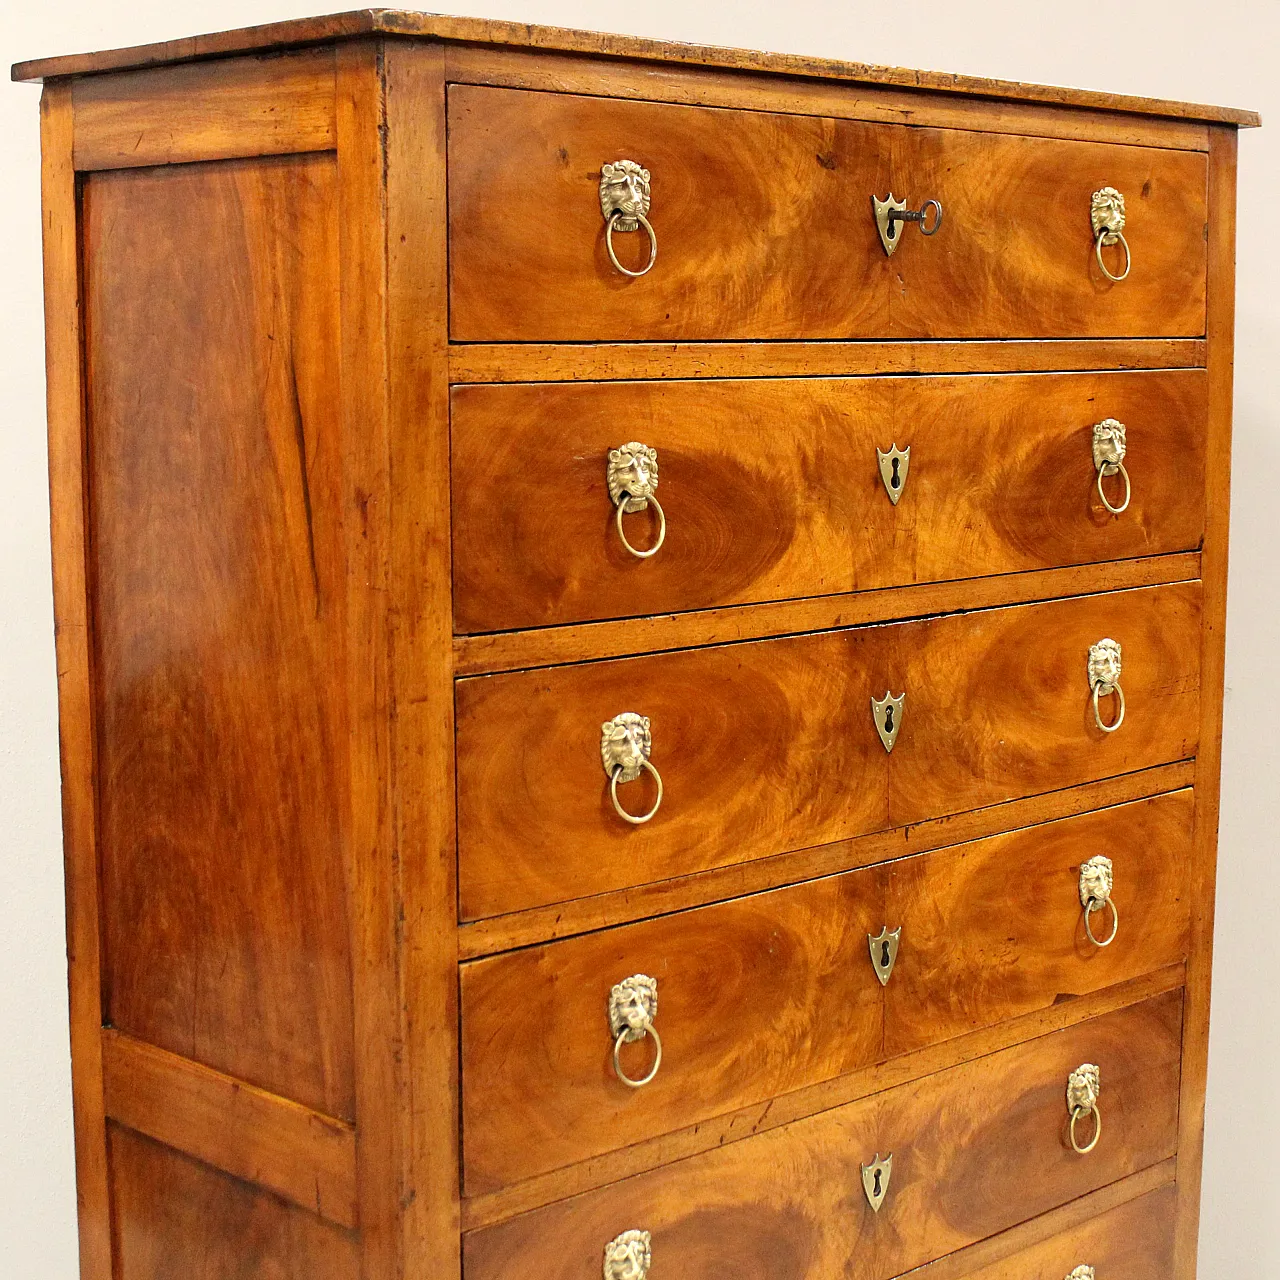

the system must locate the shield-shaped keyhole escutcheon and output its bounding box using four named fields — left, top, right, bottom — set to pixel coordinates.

left=872, top=691, right=905, bottom=753
left=868, top=925, right=901, bottom=986
left=861, top=1153, right=893, bottom=1213
left=877, top=444, right=911, bottom=505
